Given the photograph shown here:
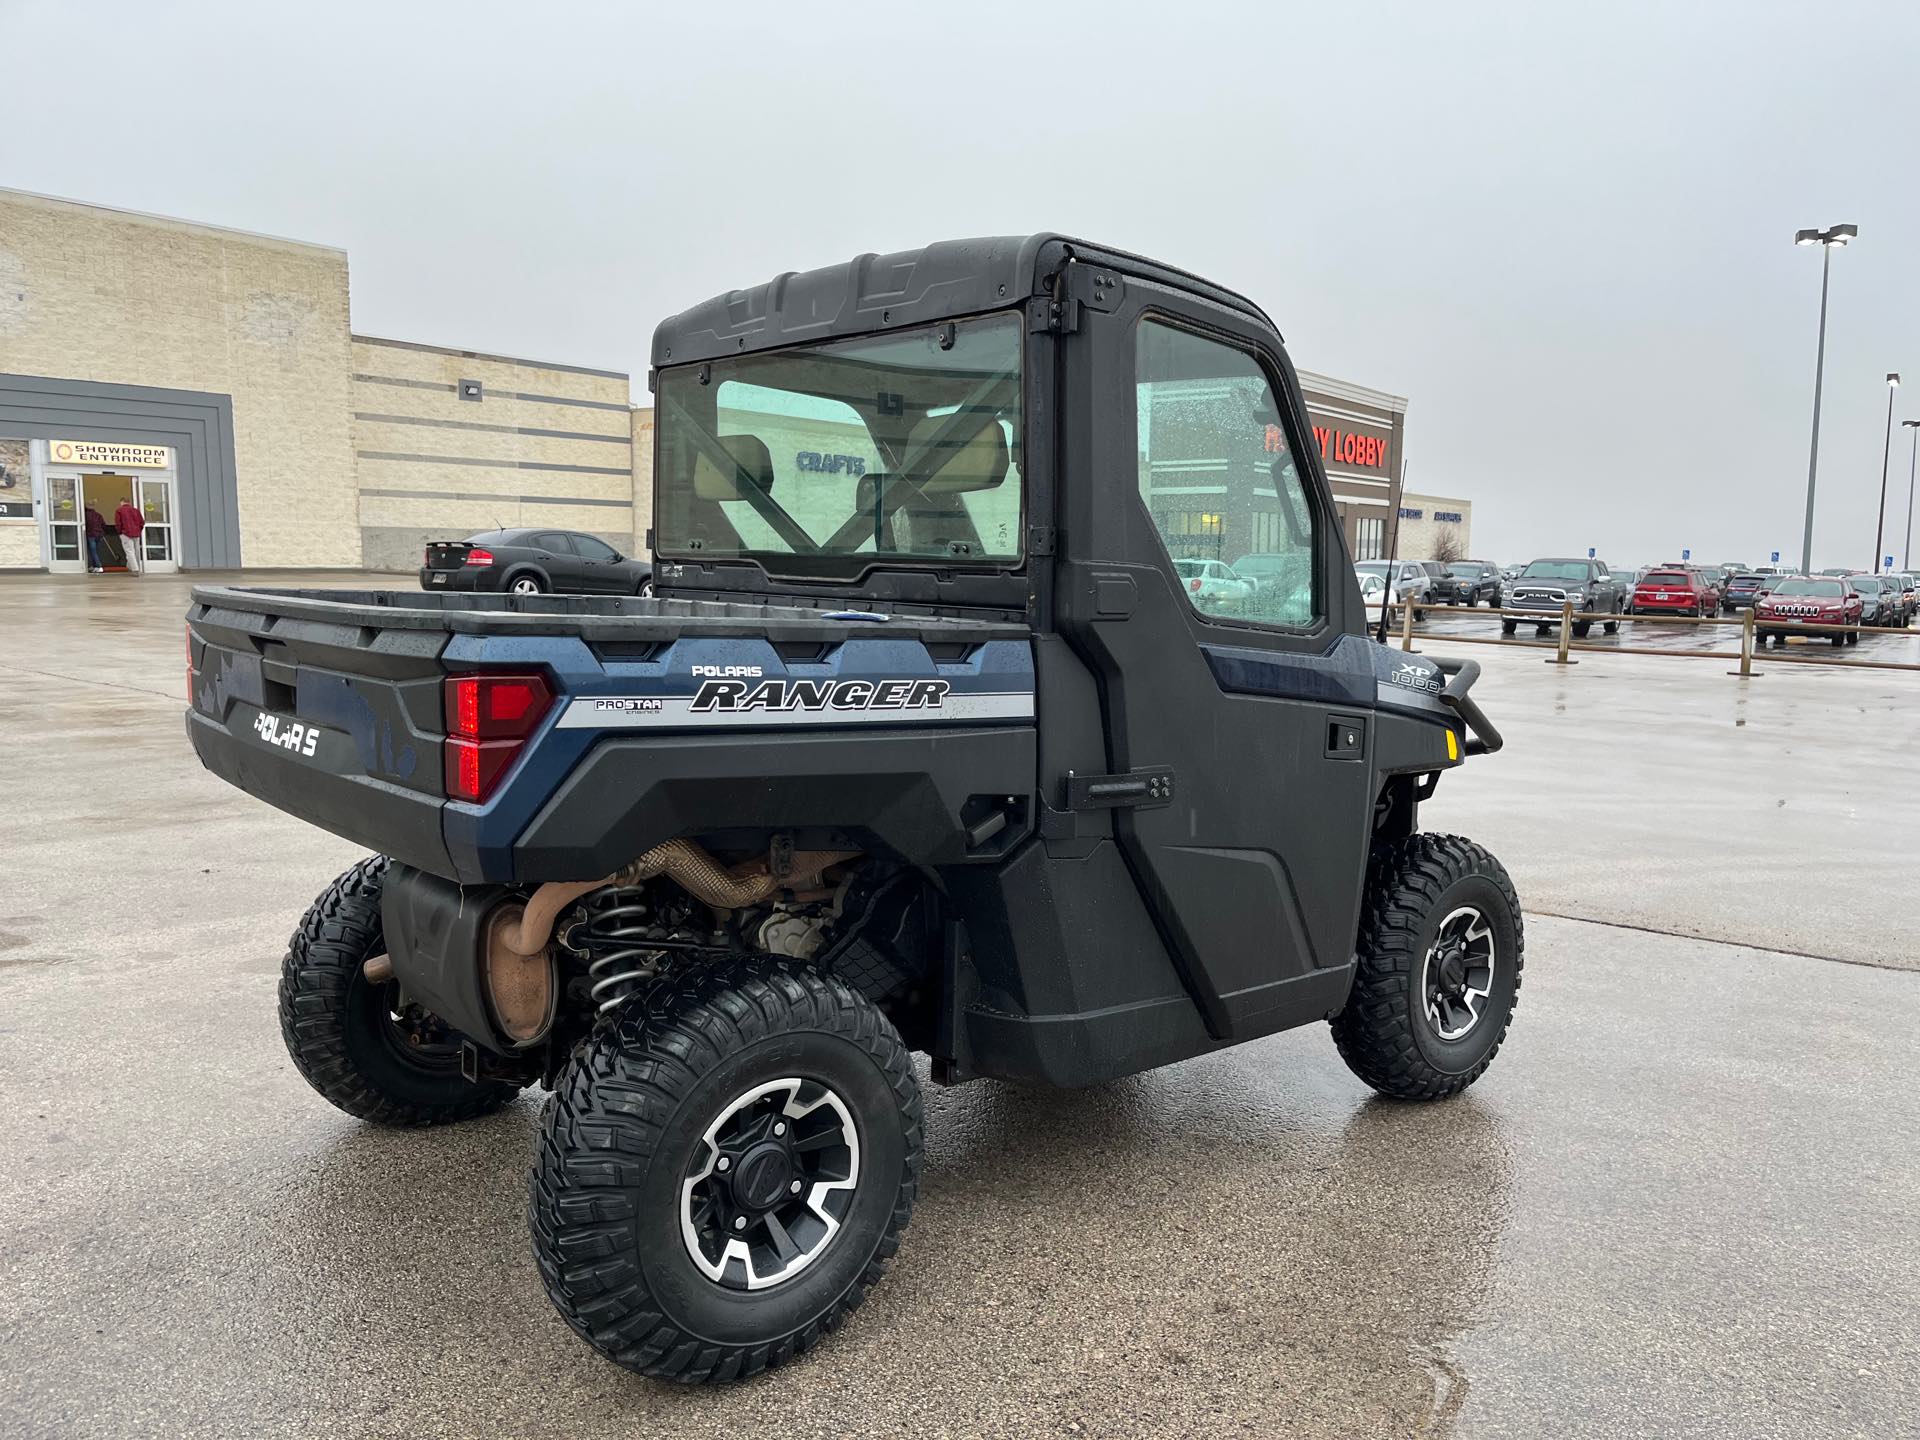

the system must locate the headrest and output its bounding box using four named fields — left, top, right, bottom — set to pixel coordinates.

left=691, top=434, right=775, bottom=501
left=903, top=415, right=1009, bottom=494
